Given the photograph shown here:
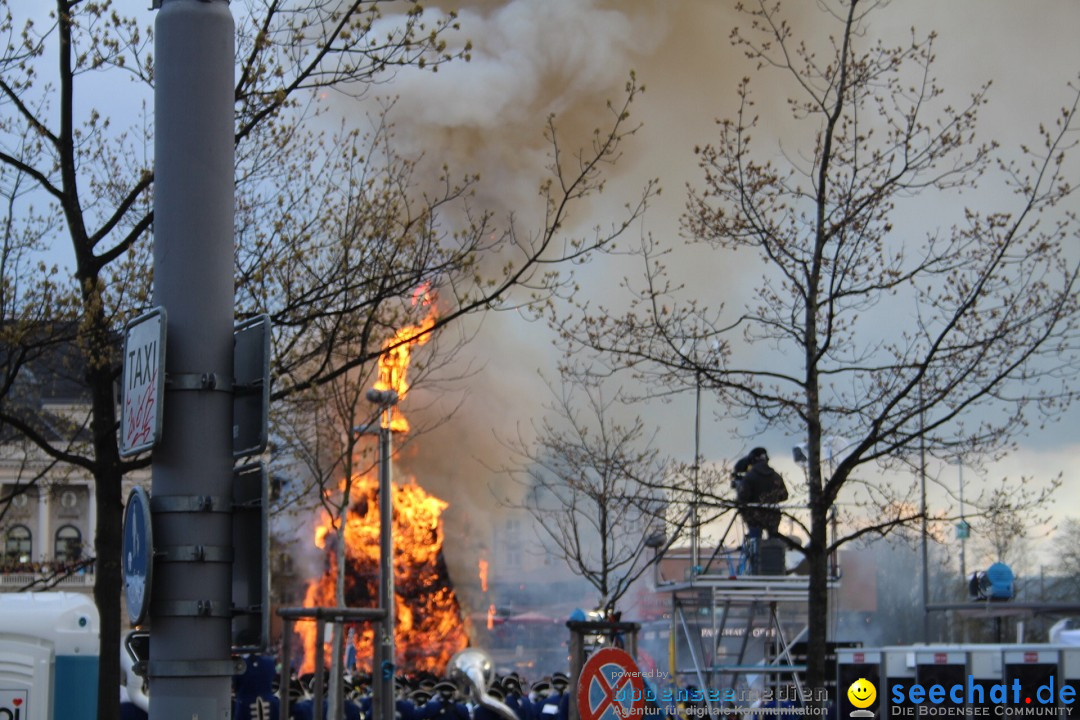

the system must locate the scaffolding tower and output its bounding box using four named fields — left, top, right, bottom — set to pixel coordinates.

left=652, top=512, right=842, bottom=714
